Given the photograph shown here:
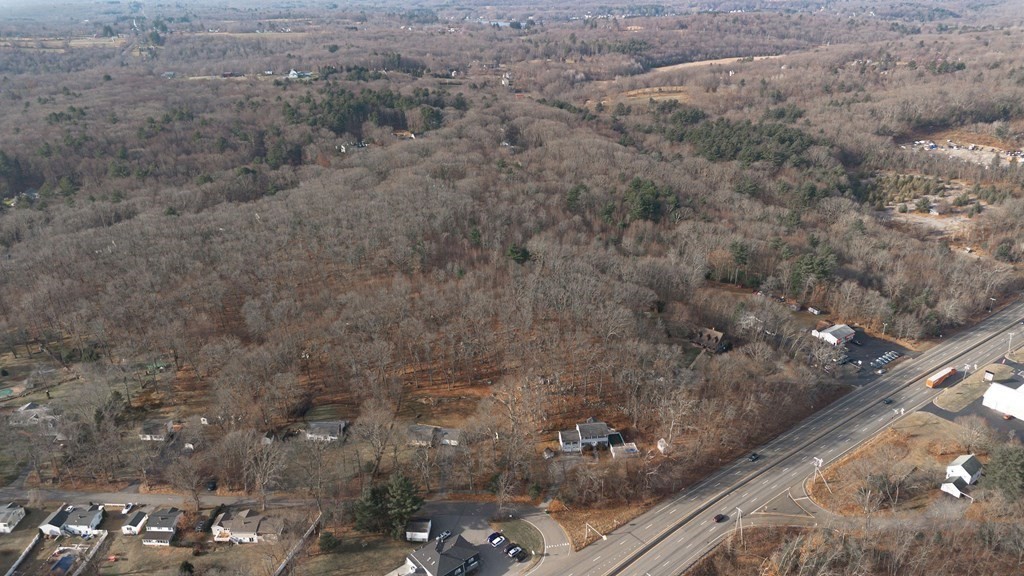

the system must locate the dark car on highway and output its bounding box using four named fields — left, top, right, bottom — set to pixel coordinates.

left=714, top=513, right=728, bottom=523
left=748, top=453, right=760, bottom=462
